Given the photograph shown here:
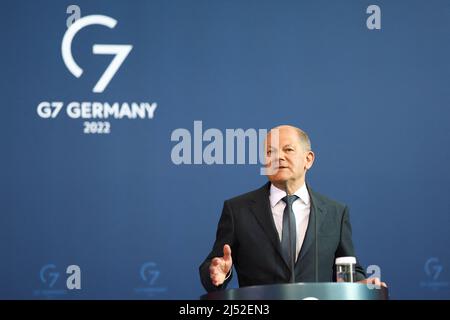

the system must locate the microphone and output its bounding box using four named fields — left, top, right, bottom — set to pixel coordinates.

left=285, top=181, right=296, bottom=283
left=314, top=194, right=318, bottom=282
